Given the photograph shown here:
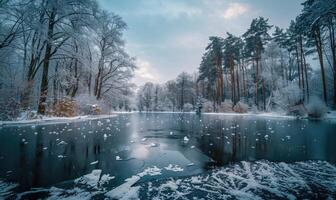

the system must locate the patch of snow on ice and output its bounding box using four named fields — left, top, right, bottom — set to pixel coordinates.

left=47, top=187, right=95, bottom=200
left=90, top=161, right=98, bottom=165
left=138, top=160, right=336, bottom=199
left=105, top=166, right=162, bottom=199
left=0, top=181, right=18, bottom=199
left=138, top=166, right=162, bottom=176
left=105, top=175, right=140, bottom=199
left=75, top=169, right=102, bottom=188
left=99, top=174, right=115, bottom=186
left=164, top=164, right=184, bottom=172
